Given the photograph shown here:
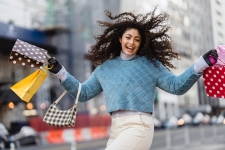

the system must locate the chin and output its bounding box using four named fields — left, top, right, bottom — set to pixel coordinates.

left=124, top=51, right=134, bottom=56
